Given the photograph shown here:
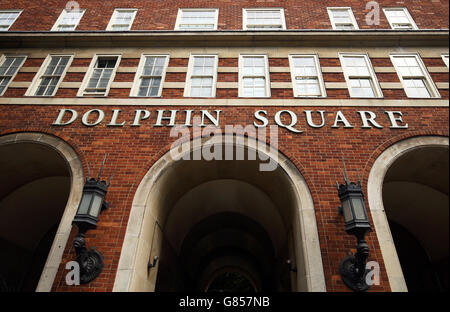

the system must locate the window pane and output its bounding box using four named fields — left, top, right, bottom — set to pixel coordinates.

left=386, top=9, right=415, bottom=29
left=243, top=77, right=266, bottom=97
left=0, top=77, right=11, bottom=93
left=143, top=56, right=166, bottom=76
left=193, top=56, right=215, bottom=76
left=296, top=78, right=321, bottom=96
left=179, top=10, right=217, bottom=30
left=393, top=56, right=425, bottom=78
left=349, top=78, right=375, bottom=97
left=138, top=77, right=161, bottom=97
left=0, top=12, right=20, bottom=29
left=35, top=56, right=69, bottom=96
left=98, top=59, right=117, bottom=68
left=404, top=78, right=431, bottom=98
left=243, top=57, right=265, bottom=76
left=1, top=57, right=24, bottom=78
left=293, top=57, right=318, bottom=77
left=0, top=57, right=14, bottom=75
left=112, top=24, right=129, bottom=31
left=57, top=9, right=83, bottom=30
left=246, top=9, right=283, bottom=28
left=335, top=24, right=355, bottom=30
left=190, top=77, right=213, bottom=97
